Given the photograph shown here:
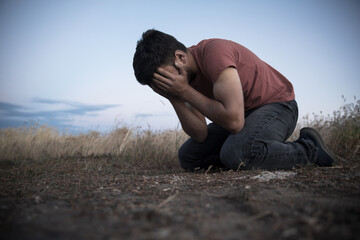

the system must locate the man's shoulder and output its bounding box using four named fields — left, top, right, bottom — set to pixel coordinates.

left=196, top=38, right=236, bottom=48
left=190, top=39, right=239, bottom=58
